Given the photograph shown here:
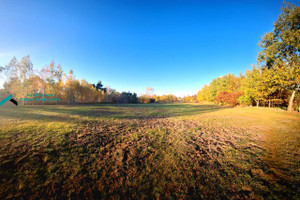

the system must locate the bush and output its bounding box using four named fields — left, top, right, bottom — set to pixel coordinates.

left=216, top=91, right=244, bottom=106
left=138, top=95, right=155, bottom=103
